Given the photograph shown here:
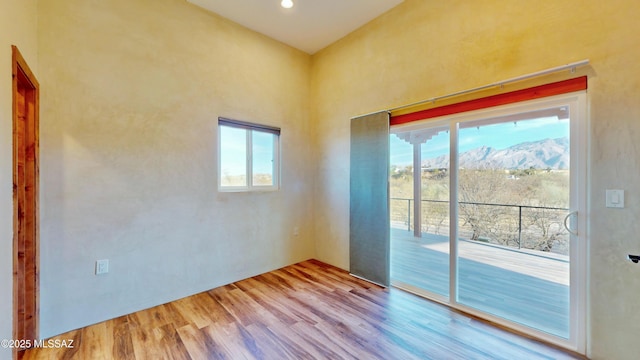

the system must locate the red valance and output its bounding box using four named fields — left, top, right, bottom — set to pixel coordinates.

left=390, top=76, right=587, bottom=126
